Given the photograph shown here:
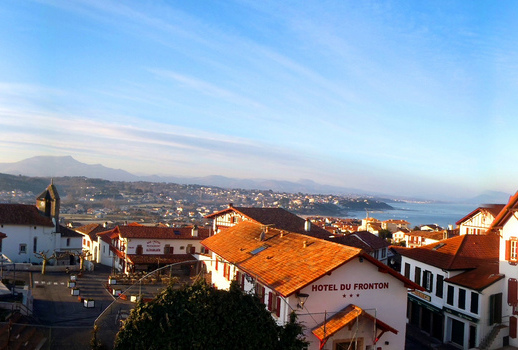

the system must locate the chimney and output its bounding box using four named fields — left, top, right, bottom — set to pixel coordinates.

left=260, top=230, right=266, bottom=241
left=303, top=240, right=307, bottom=248
left=228, top=203, right=233, bottom=208
left=304, top=219, right=311, bottom=232
left=192, top=225, right=199, bottom=237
